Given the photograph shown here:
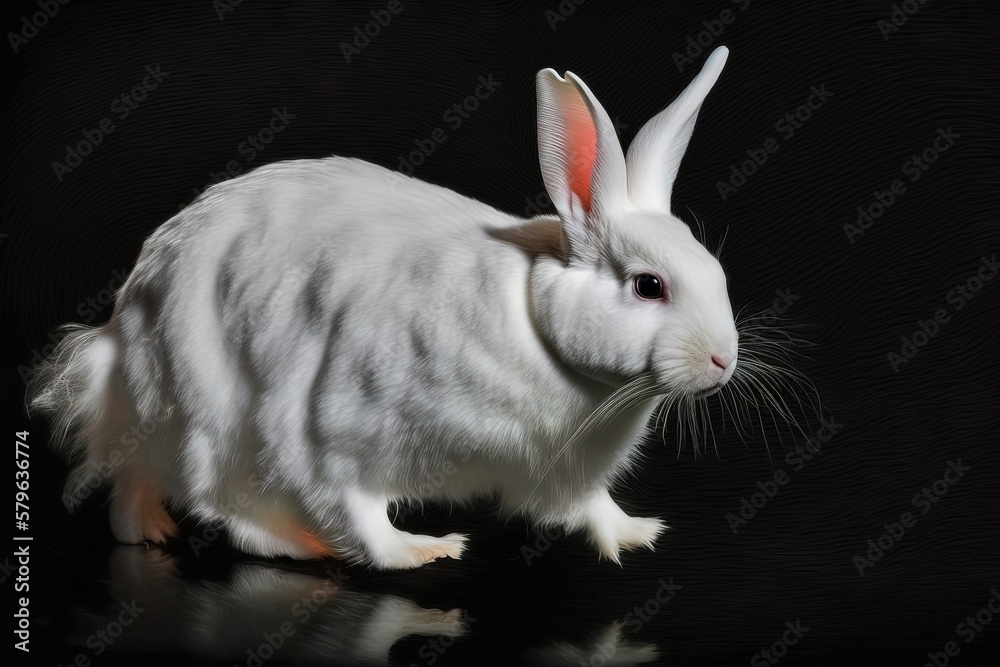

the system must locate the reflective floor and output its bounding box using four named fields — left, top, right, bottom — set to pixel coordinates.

left=59, top=545, right=665, bottom=667
left=38, top=497, right=1000, bottom=666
